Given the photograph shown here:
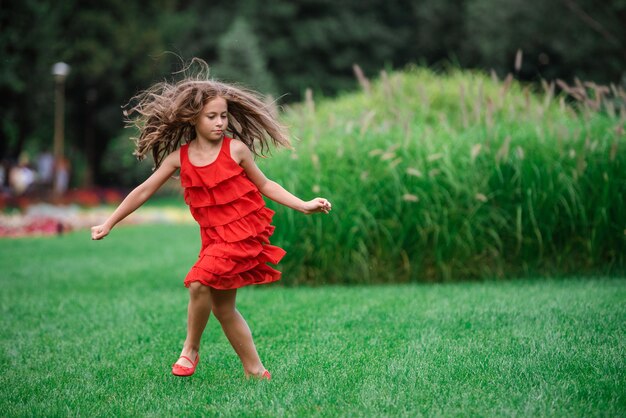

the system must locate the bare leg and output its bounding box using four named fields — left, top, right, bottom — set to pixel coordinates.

left=175, top=281, right=212, bottom=367
left=210, top=288, right=266, bottom=377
